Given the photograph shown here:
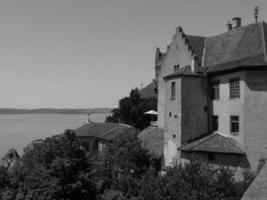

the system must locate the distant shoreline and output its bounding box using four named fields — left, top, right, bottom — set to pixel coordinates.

left=0, top=108, right=112, bottom=115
